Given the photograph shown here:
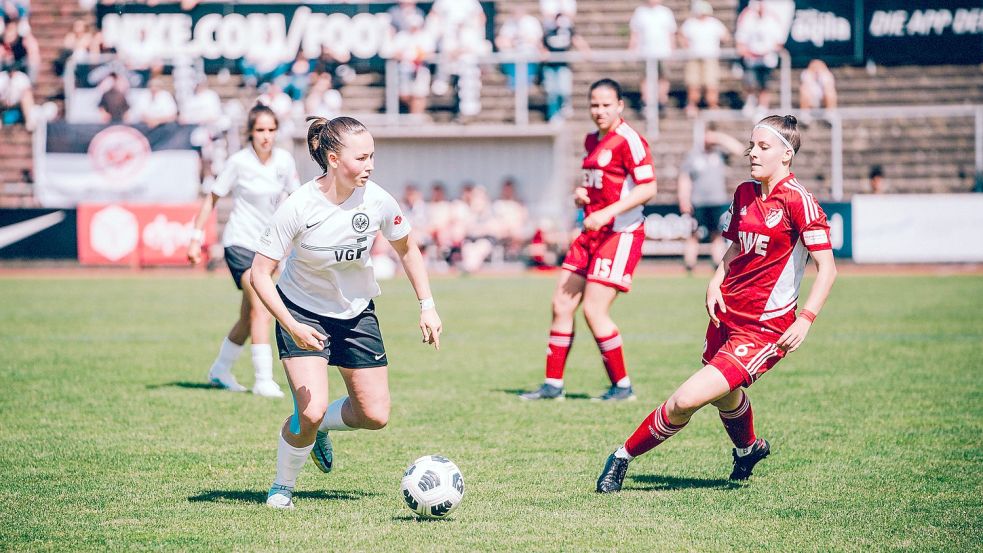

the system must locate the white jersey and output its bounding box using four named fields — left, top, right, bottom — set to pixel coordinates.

left=257, top=180, right=411, bottom=319
left=210, top=147, right=300, bottom=250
